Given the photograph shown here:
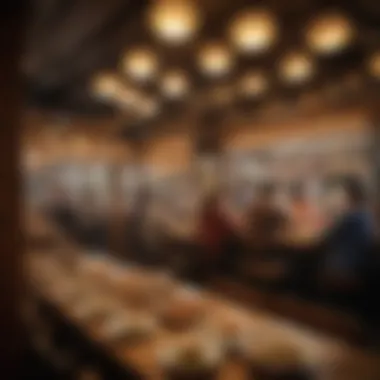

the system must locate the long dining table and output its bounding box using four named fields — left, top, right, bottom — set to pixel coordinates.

left=24, top=249, right=380, bottom=380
